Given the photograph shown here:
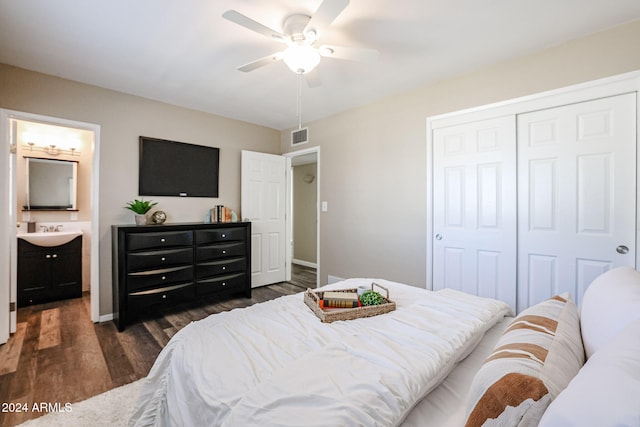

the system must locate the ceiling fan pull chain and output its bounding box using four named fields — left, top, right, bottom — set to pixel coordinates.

left=297, top=72, right=303, bottom=130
